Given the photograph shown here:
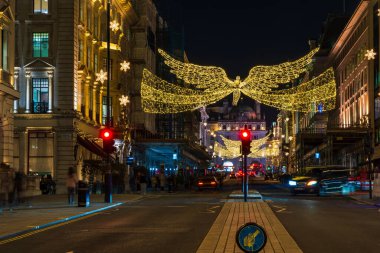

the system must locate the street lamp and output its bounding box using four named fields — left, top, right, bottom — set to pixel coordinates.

left=104, top=0, right=112, bottom=203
